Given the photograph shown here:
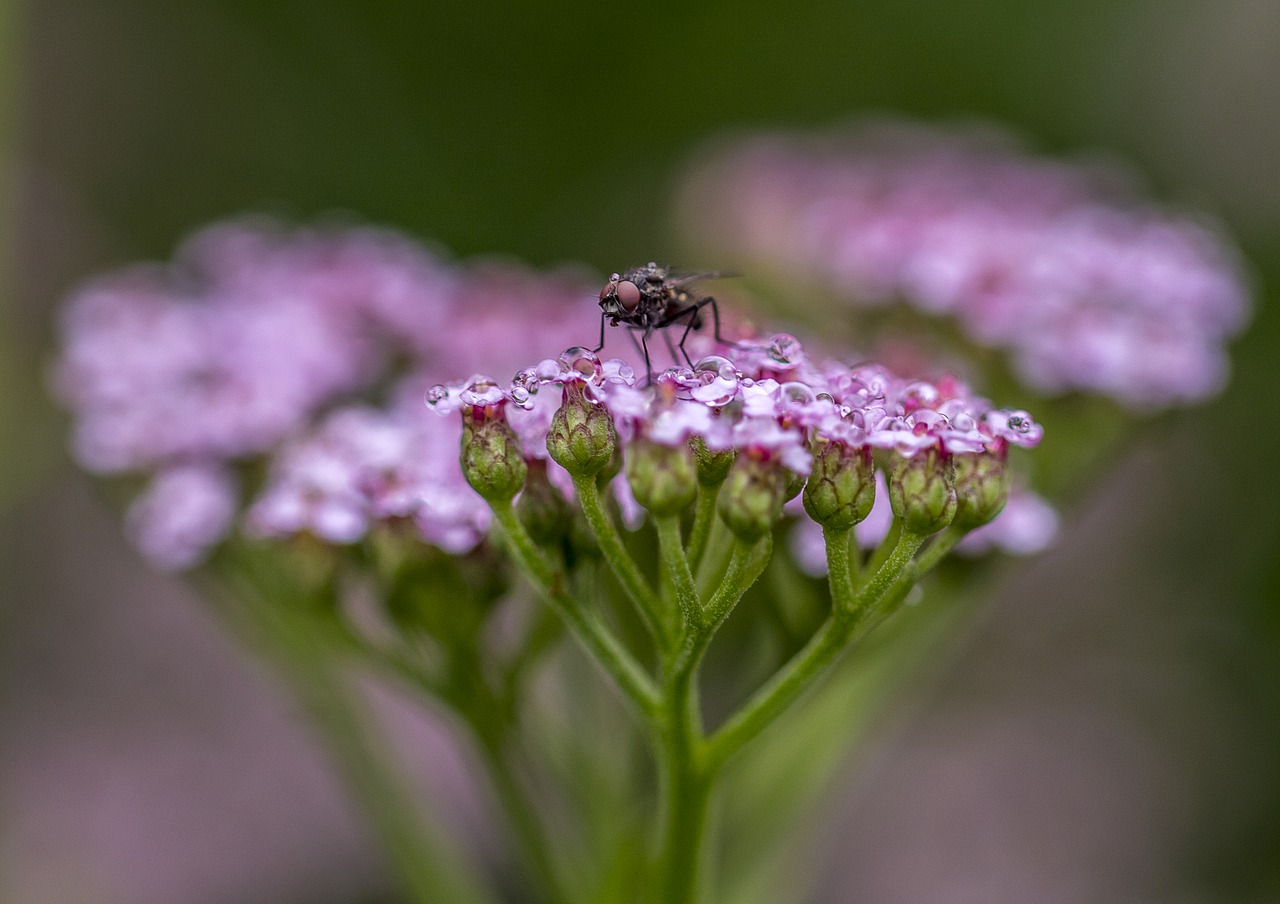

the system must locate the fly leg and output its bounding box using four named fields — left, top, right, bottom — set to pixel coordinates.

left=662, top=329, right=680, bottom=369
left=591, top=313, right=608, bottom=353
left=658, top=296, right=738, bottom=368
left=625, top=327, right=654, bottom=385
